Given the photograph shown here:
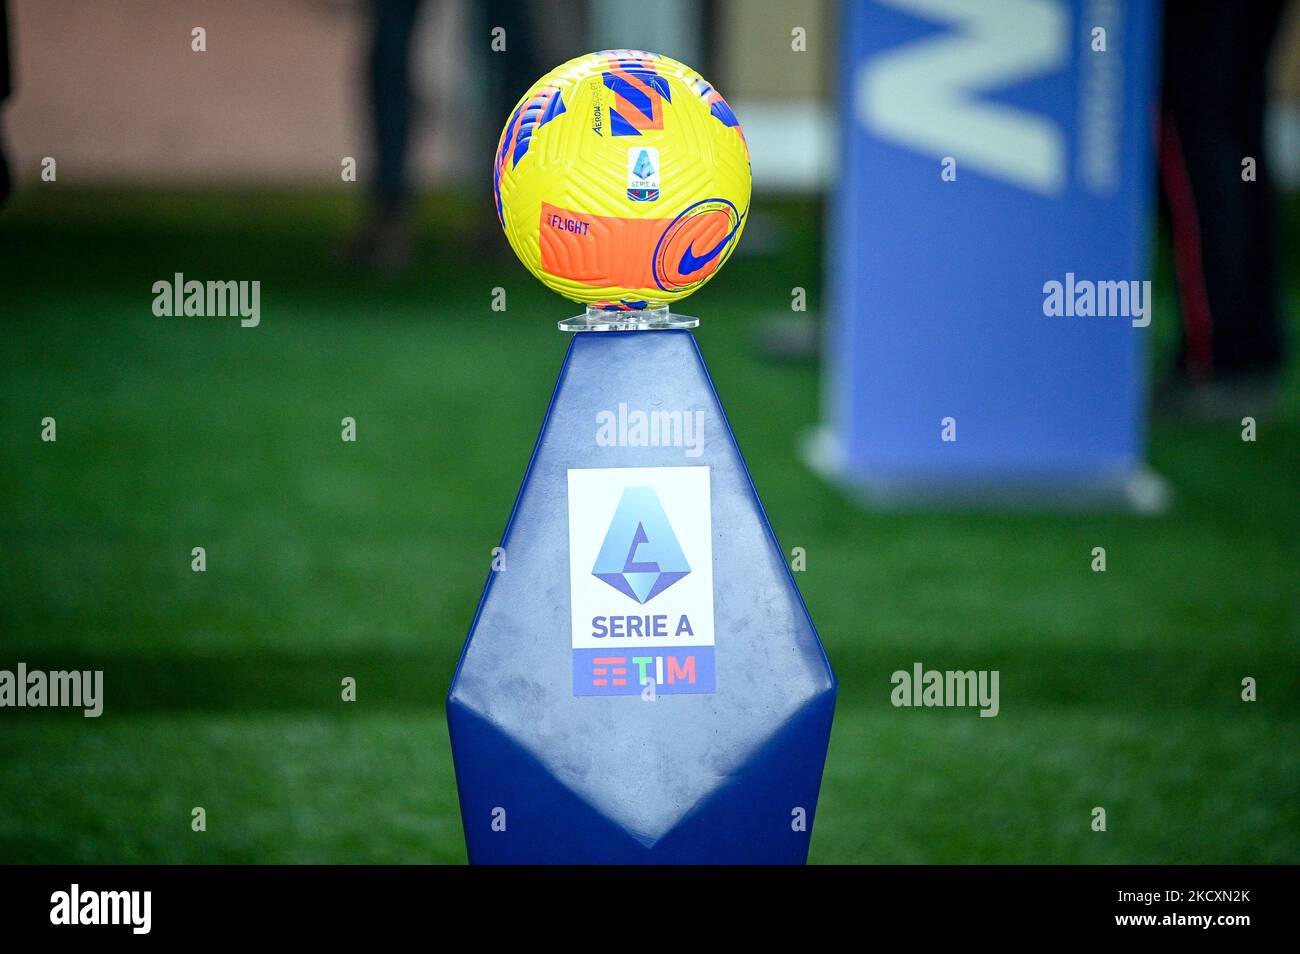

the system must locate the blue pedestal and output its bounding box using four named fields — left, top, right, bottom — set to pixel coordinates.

left=448, top=329, right=836, bottom=863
